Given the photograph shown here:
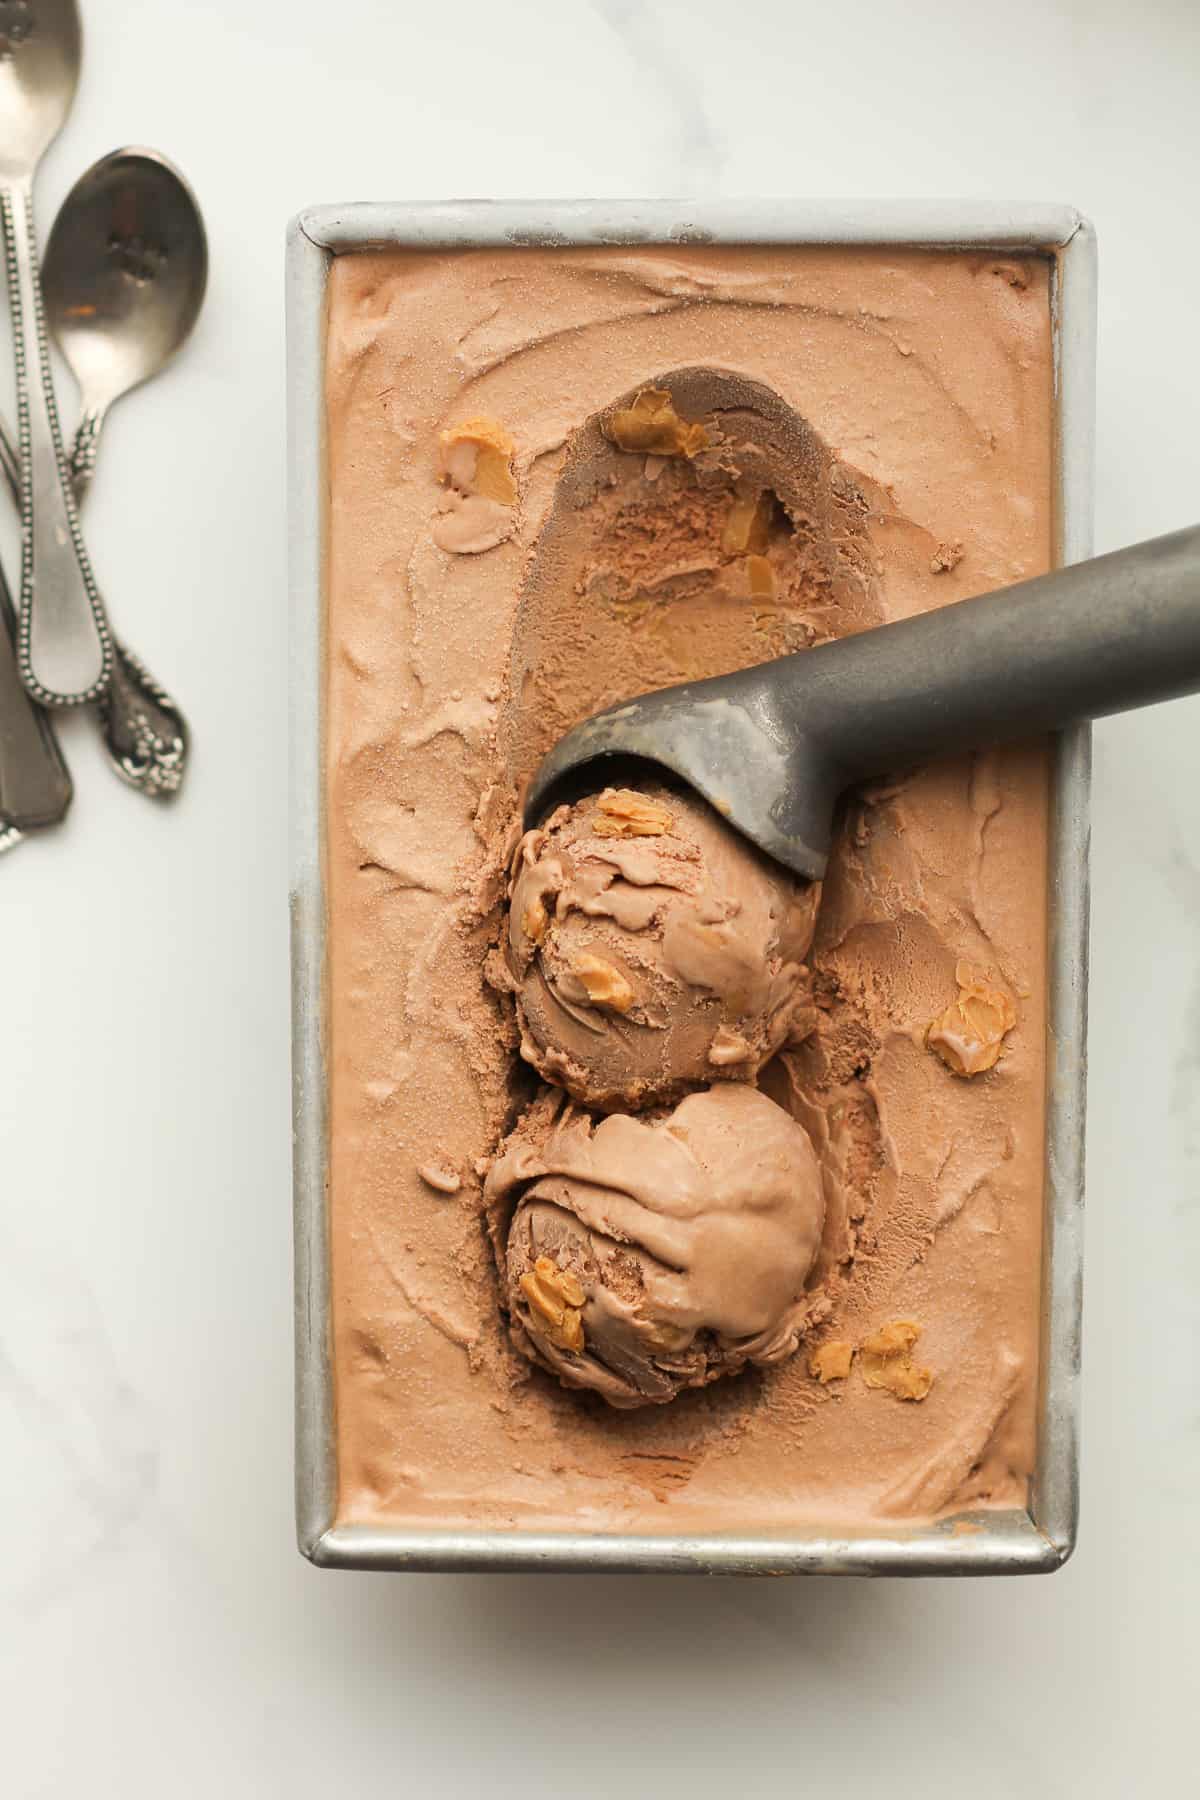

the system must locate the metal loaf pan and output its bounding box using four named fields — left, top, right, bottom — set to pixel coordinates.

left=288, top=200, right=1096, bottom=1575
